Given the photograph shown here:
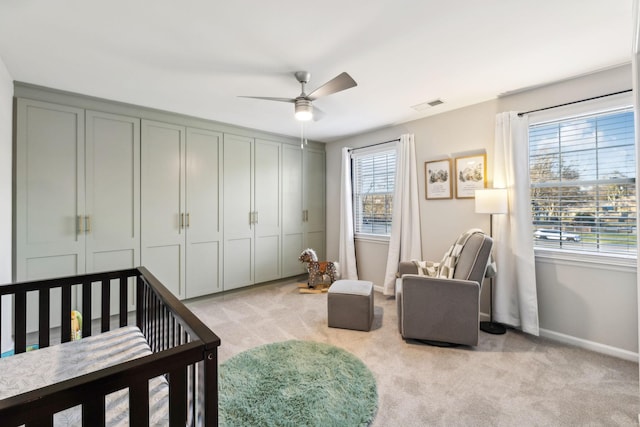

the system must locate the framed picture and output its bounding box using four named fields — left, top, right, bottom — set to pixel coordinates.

left=455, top=154, right=487, bottom=198
left=425, top=159, right=452, bottom=199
